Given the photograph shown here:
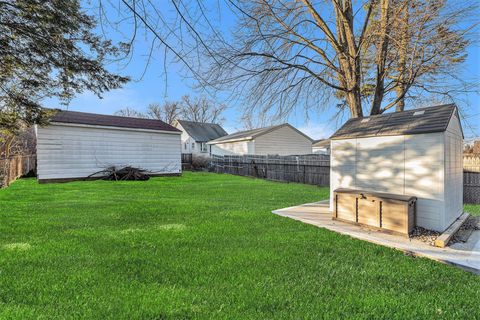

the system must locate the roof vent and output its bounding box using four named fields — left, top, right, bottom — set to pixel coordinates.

left=361, top=118, right=370, bottom=123
left=413, top=110, right=425, bottom=116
